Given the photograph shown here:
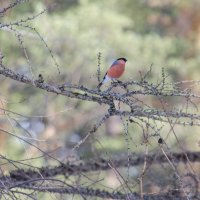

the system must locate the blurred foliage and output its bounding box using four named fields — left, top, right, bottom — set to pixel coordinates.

left=0, top=0, right=200, bottom=168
